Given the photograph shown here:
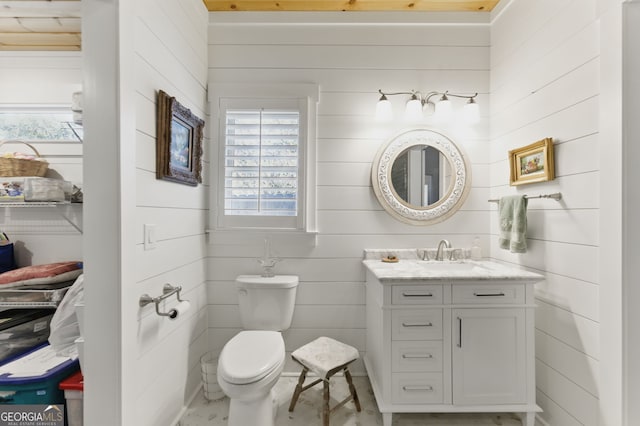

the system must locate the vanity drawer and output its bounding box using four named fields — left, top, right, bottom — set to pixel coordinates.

left=392, top=309, right=443, bottom=340
left=391, top=372, right=444, bottom=404
left=452, top=284, right=524, bottom=304
left=392, top=285, right=443, bottom=305
left=392, top=341, right=443, bottom=372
